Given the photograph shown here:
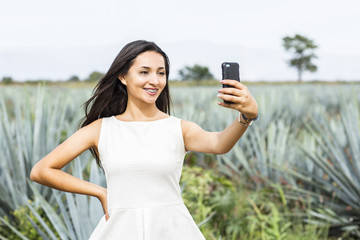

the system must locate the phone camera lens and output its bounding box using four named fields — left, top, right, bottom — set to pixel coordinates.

left=226, top=64, right=230, bottom=67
